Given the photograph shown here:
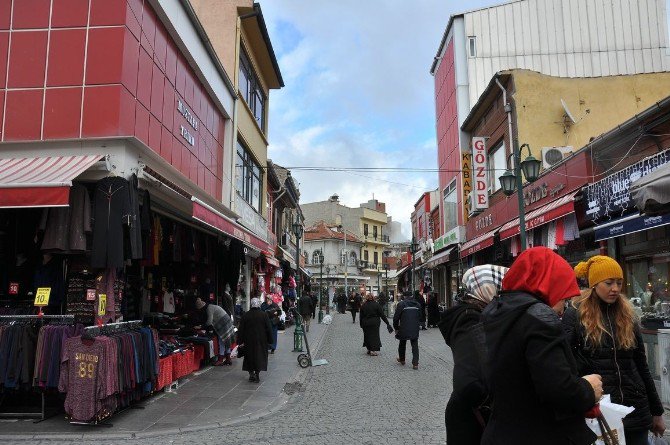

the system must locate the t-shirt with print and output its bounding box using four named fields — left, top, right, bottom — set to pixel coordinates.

left=59, top=337, right=107, bottom=422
